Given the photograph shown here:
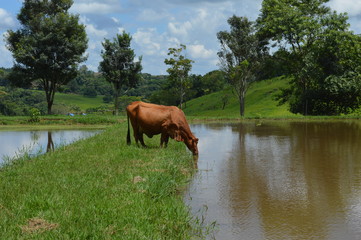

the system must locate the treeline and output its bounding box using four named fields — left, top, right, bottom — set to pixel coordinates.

left=0, top=66, right=232, bottom=116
